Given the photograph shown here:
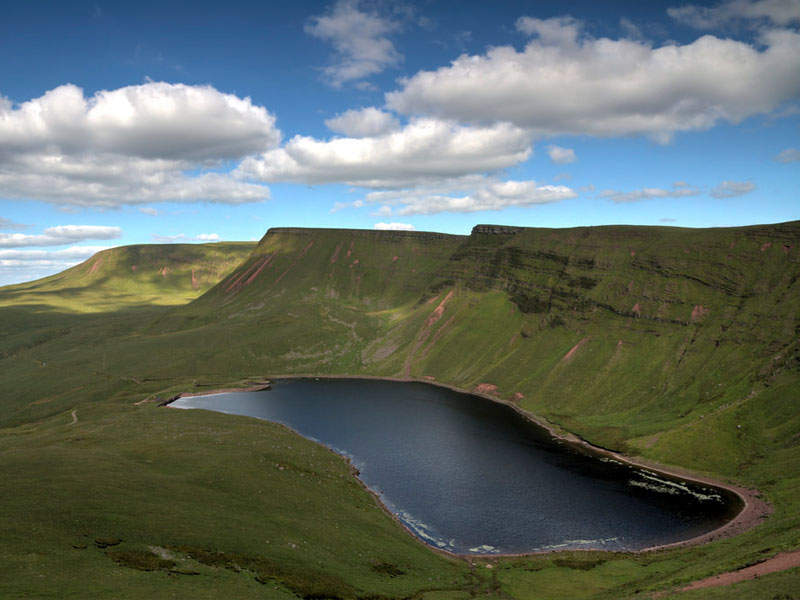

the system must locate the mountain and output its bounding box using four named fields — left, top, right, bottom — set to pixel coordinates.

left=1, top=223, right=798, bottom=599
